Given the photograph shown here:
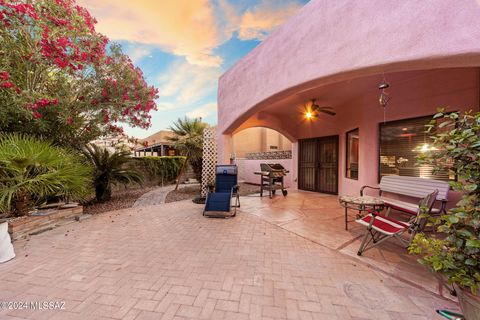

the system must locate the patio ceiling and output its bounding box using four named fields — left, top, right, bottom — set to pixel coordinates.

left=256, top=67, right=477, bottom=118
left=228, top=66, right=479, bottom=144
